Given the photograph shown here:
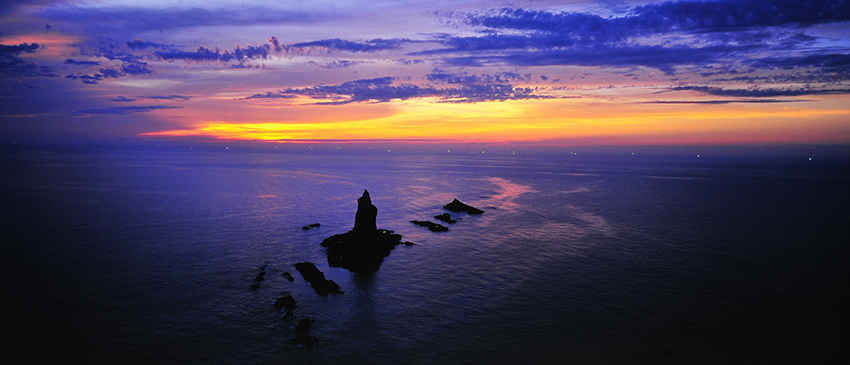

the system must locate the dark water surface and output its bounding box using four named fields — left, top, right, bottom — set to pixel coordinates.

left=2, top=145, right=848, bottom=364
